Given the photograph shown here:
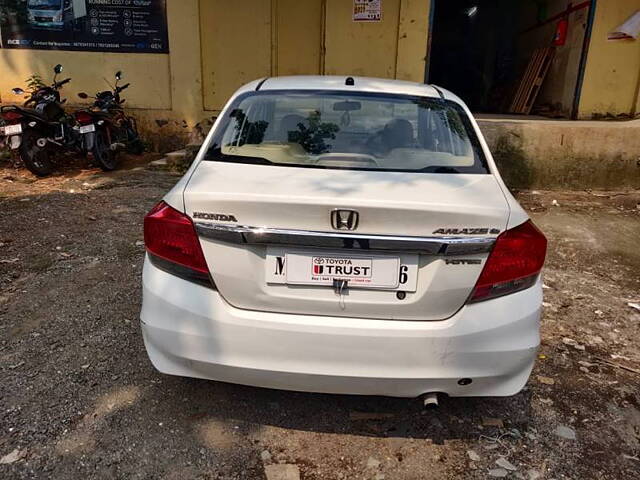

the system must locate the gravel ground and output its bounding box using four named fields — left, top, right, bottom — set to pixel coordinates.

left=0, top=158, right=639, bottom=479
